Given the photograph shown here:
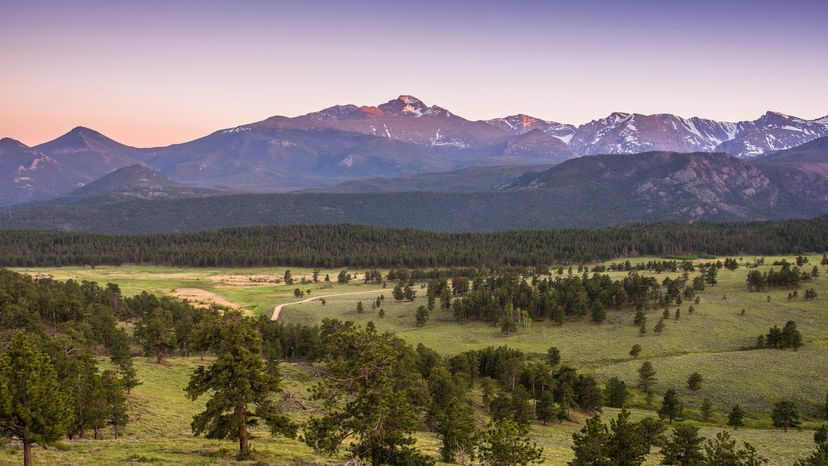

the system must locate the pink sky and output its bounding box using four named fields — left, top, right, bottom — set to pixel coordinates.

left=2, top=0, right=827, bottom=147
